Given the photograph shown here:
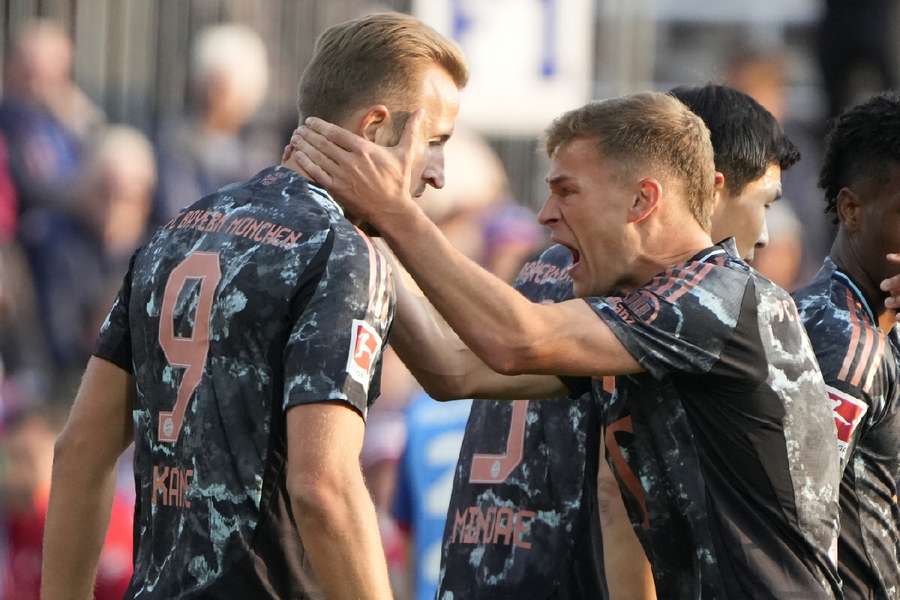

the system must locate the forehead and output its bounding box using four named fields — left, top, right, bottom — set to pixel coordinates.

left=547, top=138, right=611, bottom=181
